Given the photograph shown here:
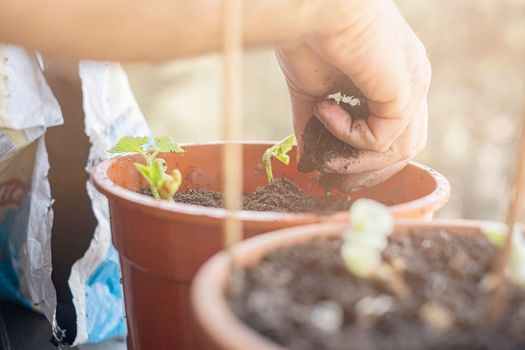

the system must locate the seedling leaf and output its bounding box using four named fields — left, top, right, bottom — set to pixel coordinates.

left=350, top=199, right=394, bottom=236
left=159, top=169, right=182, bottom=200
left=109, top=136, right=149, bottom=154
left=341, top=199, right=393, bottom=278
left=481, top=223, right=507, bottom=247
left=151, top=136, right=184, bottom=153
left=151, top=159, right=168, bottom=186
left=112, top=136, right=184, bottom=201
left=509, top=232, right=525, bottom=285
left=483, top=224, right=525, bottom=285
left=134, top=162, right=160, bottom=199
left=263, top=134, right=297, bottom=183
left=341, top=244, right=381, bottom=278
